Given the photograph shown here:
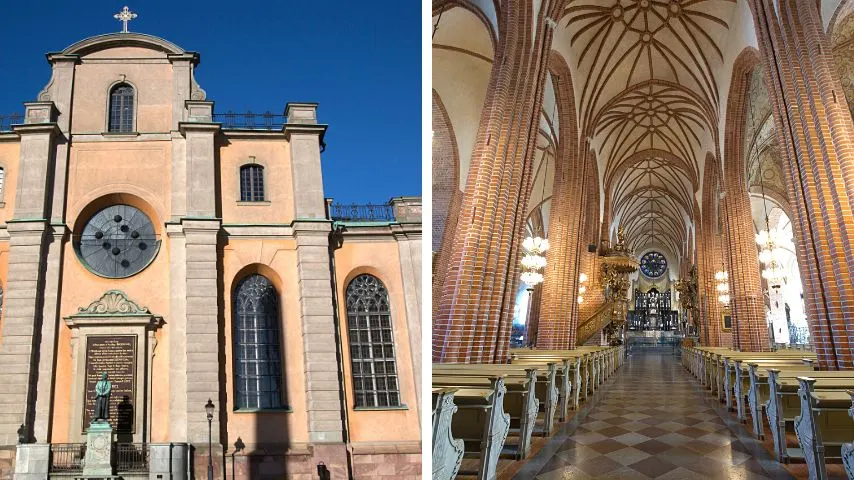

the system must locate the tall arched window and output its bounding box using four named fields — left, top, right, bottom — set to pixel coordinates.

left=346, top=274, right=400, bottom=408
left=239, top=164, right=265, bottom=202
left=233, top=274, right=284, bottom=409
left=0, top=167, right=5, bottom=198
left=108, top=84, right=134, bottom=133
